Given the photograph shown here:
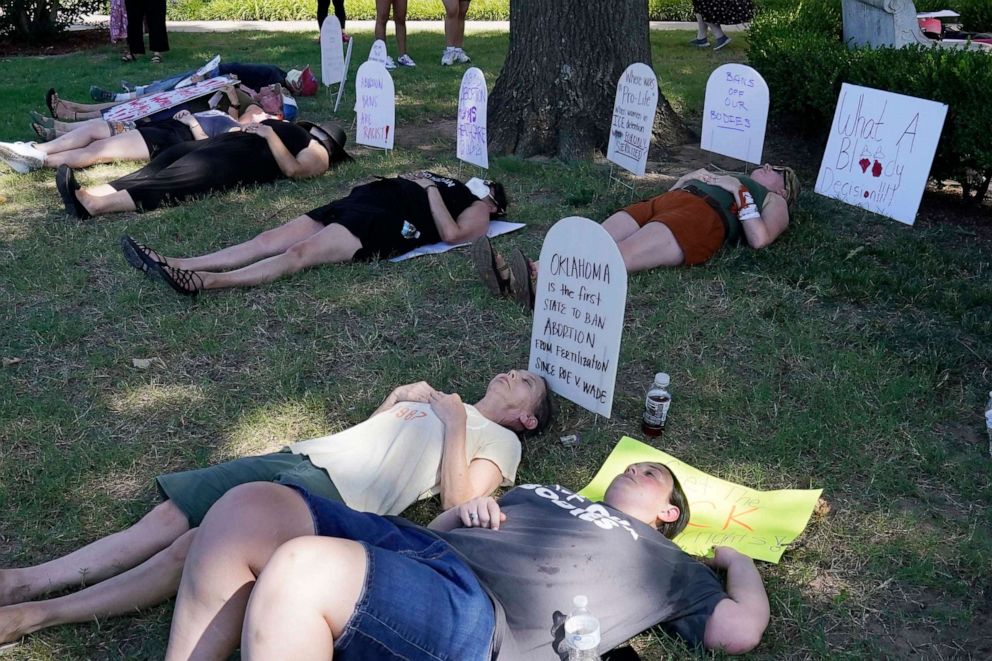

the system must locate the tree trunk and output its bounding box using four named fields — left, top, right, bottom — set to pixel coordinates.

left=489, top=0, right=691, bottom=161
